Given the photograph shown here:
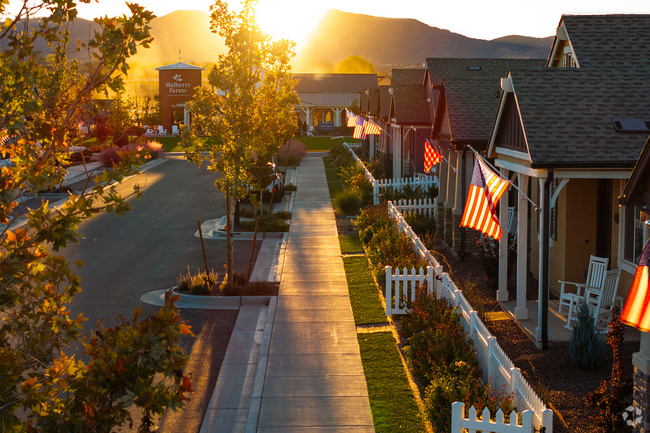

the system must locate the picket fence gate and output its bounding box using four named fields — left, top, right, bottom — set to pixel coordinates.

left=451, top=403, right=533, bottom=433
left=384, top=201, right=553, bottom=432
